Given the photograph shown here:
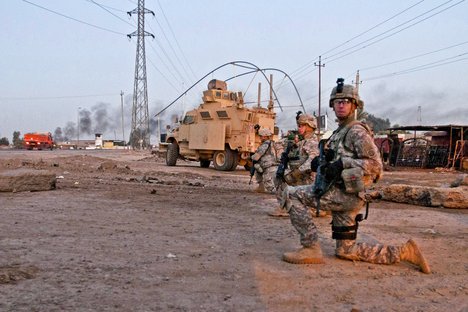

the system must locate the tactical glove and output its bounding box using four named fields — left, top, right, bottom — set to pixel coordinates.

left=323, top=158, right=344, bottom=181
left=284, top=168, right=302, bottom=184
left=291, top=168, right=302, bottom=180
left=311, top=156, right=319, bottom=172
left=324, top=148, right=335, bottom=162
